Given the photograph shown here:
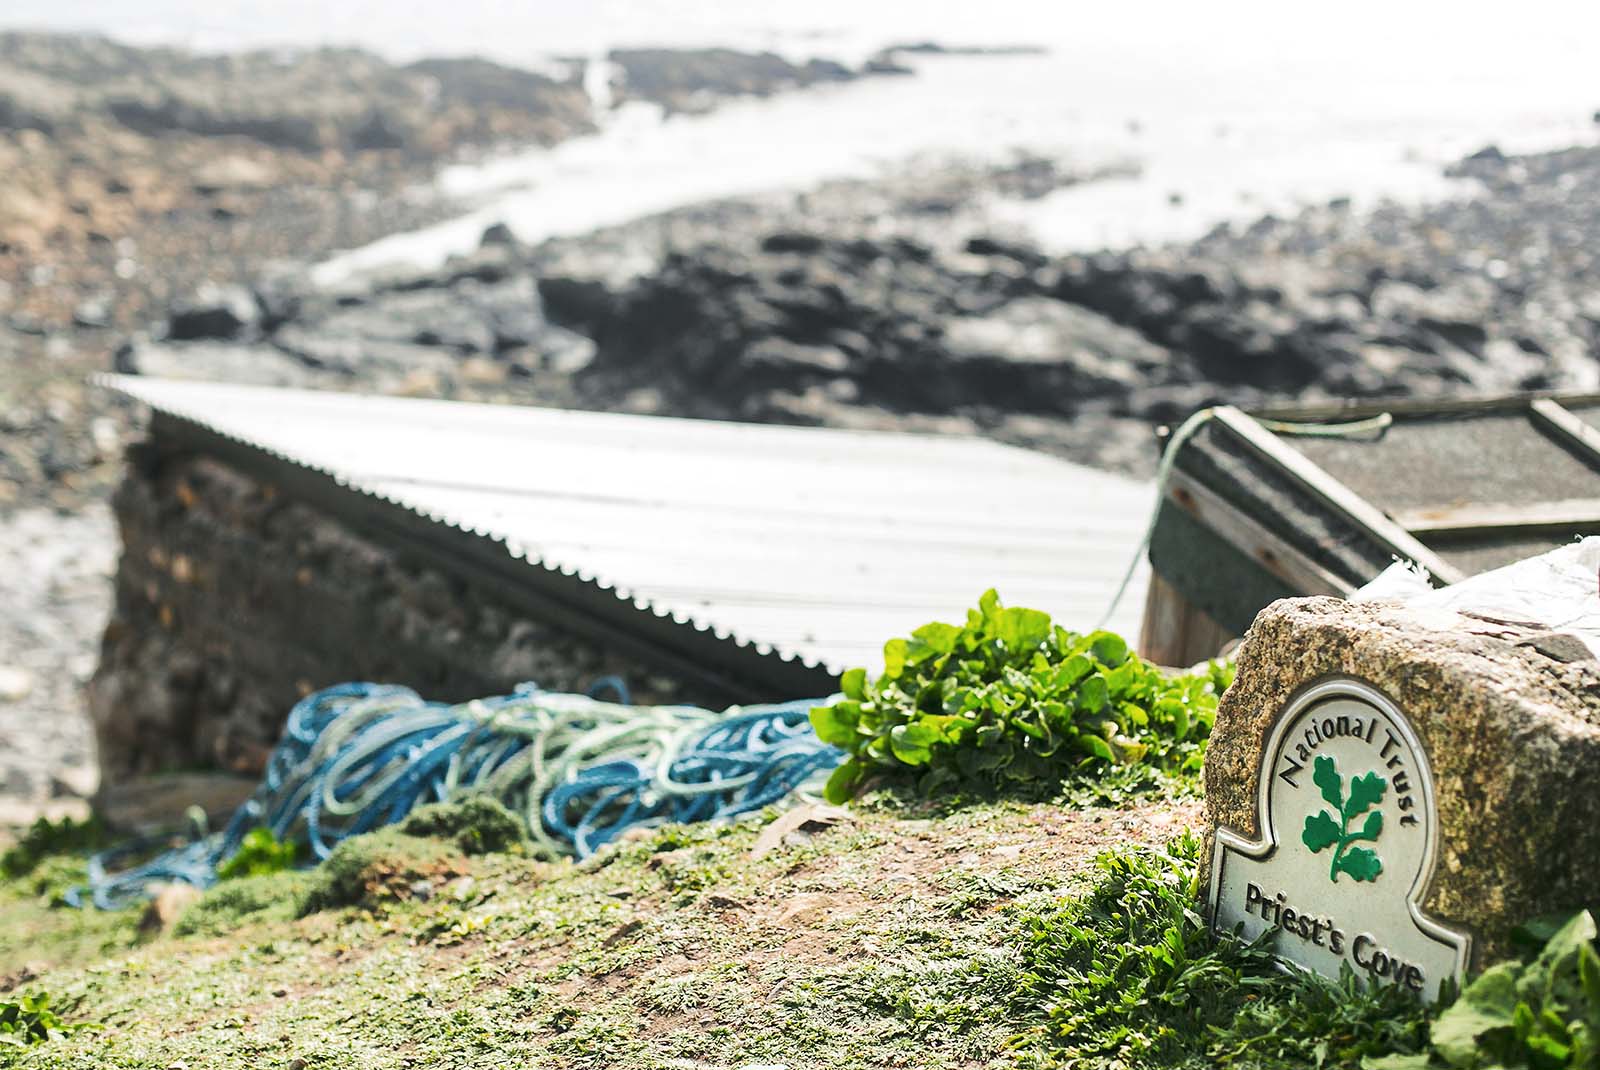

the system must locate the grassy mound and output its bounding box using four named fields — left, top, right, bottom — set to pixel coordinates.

left=299, top=827, right=470, bottom=914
